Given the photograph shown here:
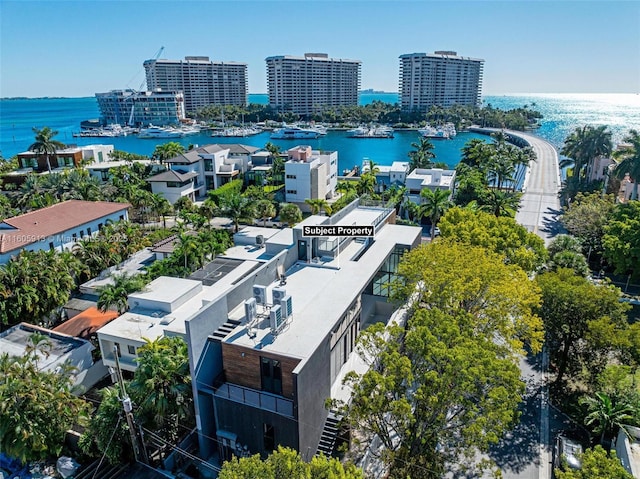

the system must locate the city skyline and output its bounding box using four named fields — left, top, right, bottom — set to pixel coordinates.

left=1, top=0, right=639, bottom=98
